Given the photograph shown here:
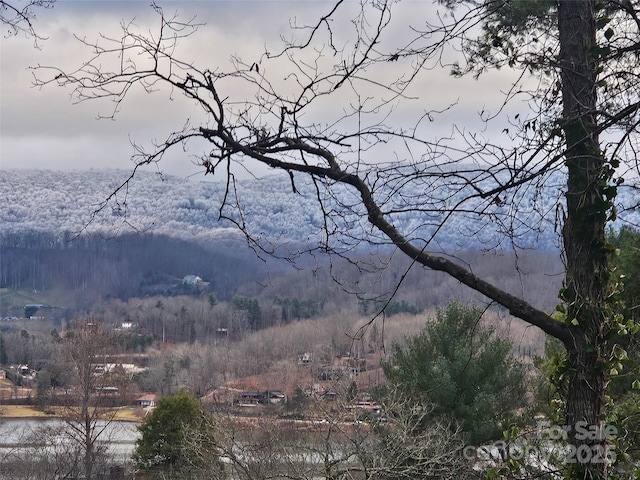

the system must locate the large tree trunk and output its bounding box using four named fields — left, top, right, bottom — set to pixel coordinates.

left=559, top=0, right=610, bottom=477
